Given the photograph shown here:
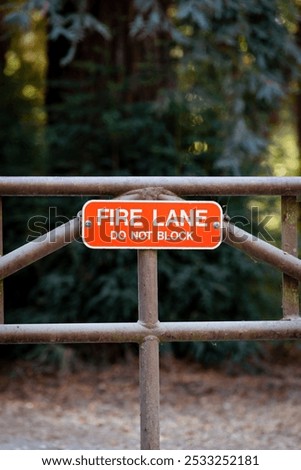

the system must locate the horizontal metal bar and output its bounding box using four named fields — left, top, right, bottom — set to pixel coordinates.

left=159, top=320, right=301, bottom=342
left=0, top=322, right=146, bottom=343
left=1, top=176, right=301, bottom=196
left=0, top=320, right=300, bottom=344
left=223, top=221, right=301, bottom=281
left=0, top=218, right=80, bottom=280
